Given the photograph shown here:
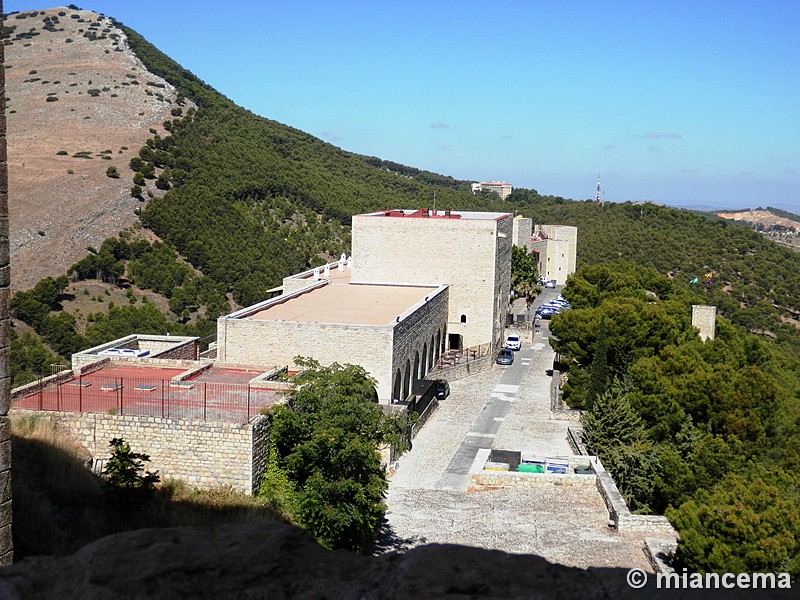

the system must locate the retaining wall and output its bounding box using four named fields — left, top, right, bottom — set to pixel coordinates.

left=592, top=456, right=676, bottom=534
left=12, top=409, right=269, bottom=495
left=432, top=354, right=494, bottom=381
